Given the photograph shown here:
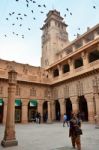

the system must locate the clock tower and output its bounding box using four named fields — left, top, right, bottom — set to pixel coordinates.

left=41, top=10, right=69, bottom=68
